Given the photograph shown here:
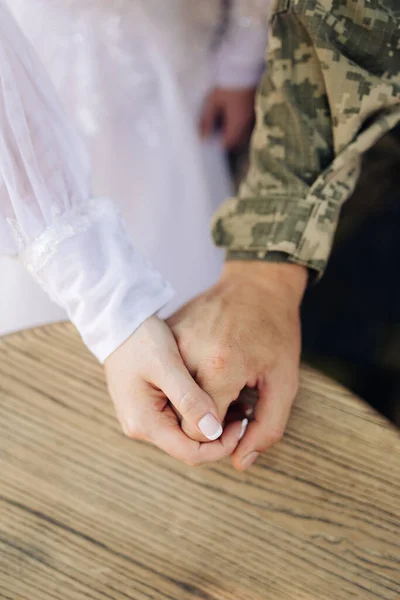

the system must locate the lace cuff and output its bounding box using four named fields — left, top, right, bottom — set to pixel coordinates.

left=19, top=198, right=175, bottom=362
